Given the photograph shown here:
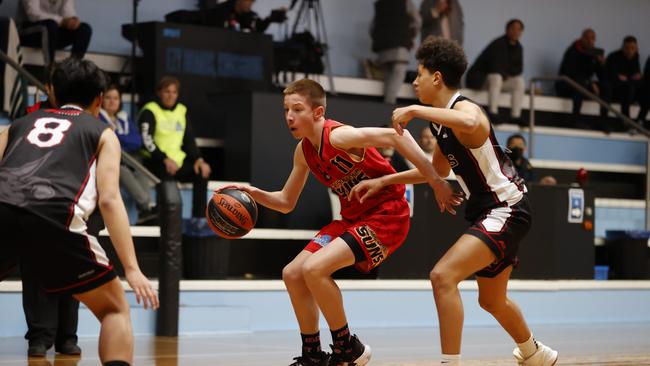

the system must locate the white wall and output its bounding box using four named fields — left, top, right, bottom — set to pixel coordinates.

left=1, top=0, right=649, bottom=83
